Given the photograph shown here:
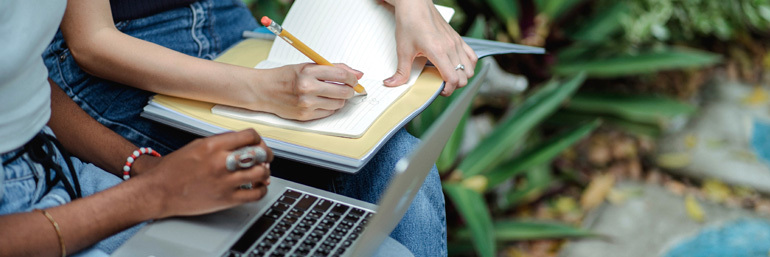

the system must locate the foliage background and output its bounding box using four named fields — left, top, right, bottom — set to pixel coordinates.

left=243, top=0, right=770, bottom=256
